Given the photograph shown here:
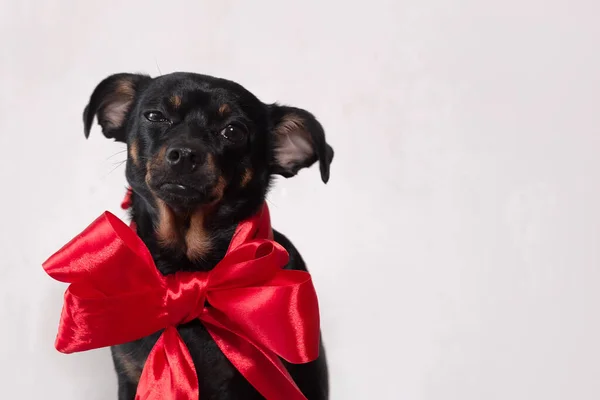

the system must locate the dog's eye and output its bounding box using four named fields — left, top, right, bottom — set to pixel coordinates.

left=144, top=111, right=169, bottom=123
left=220, top=124, right=247, bottom=143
